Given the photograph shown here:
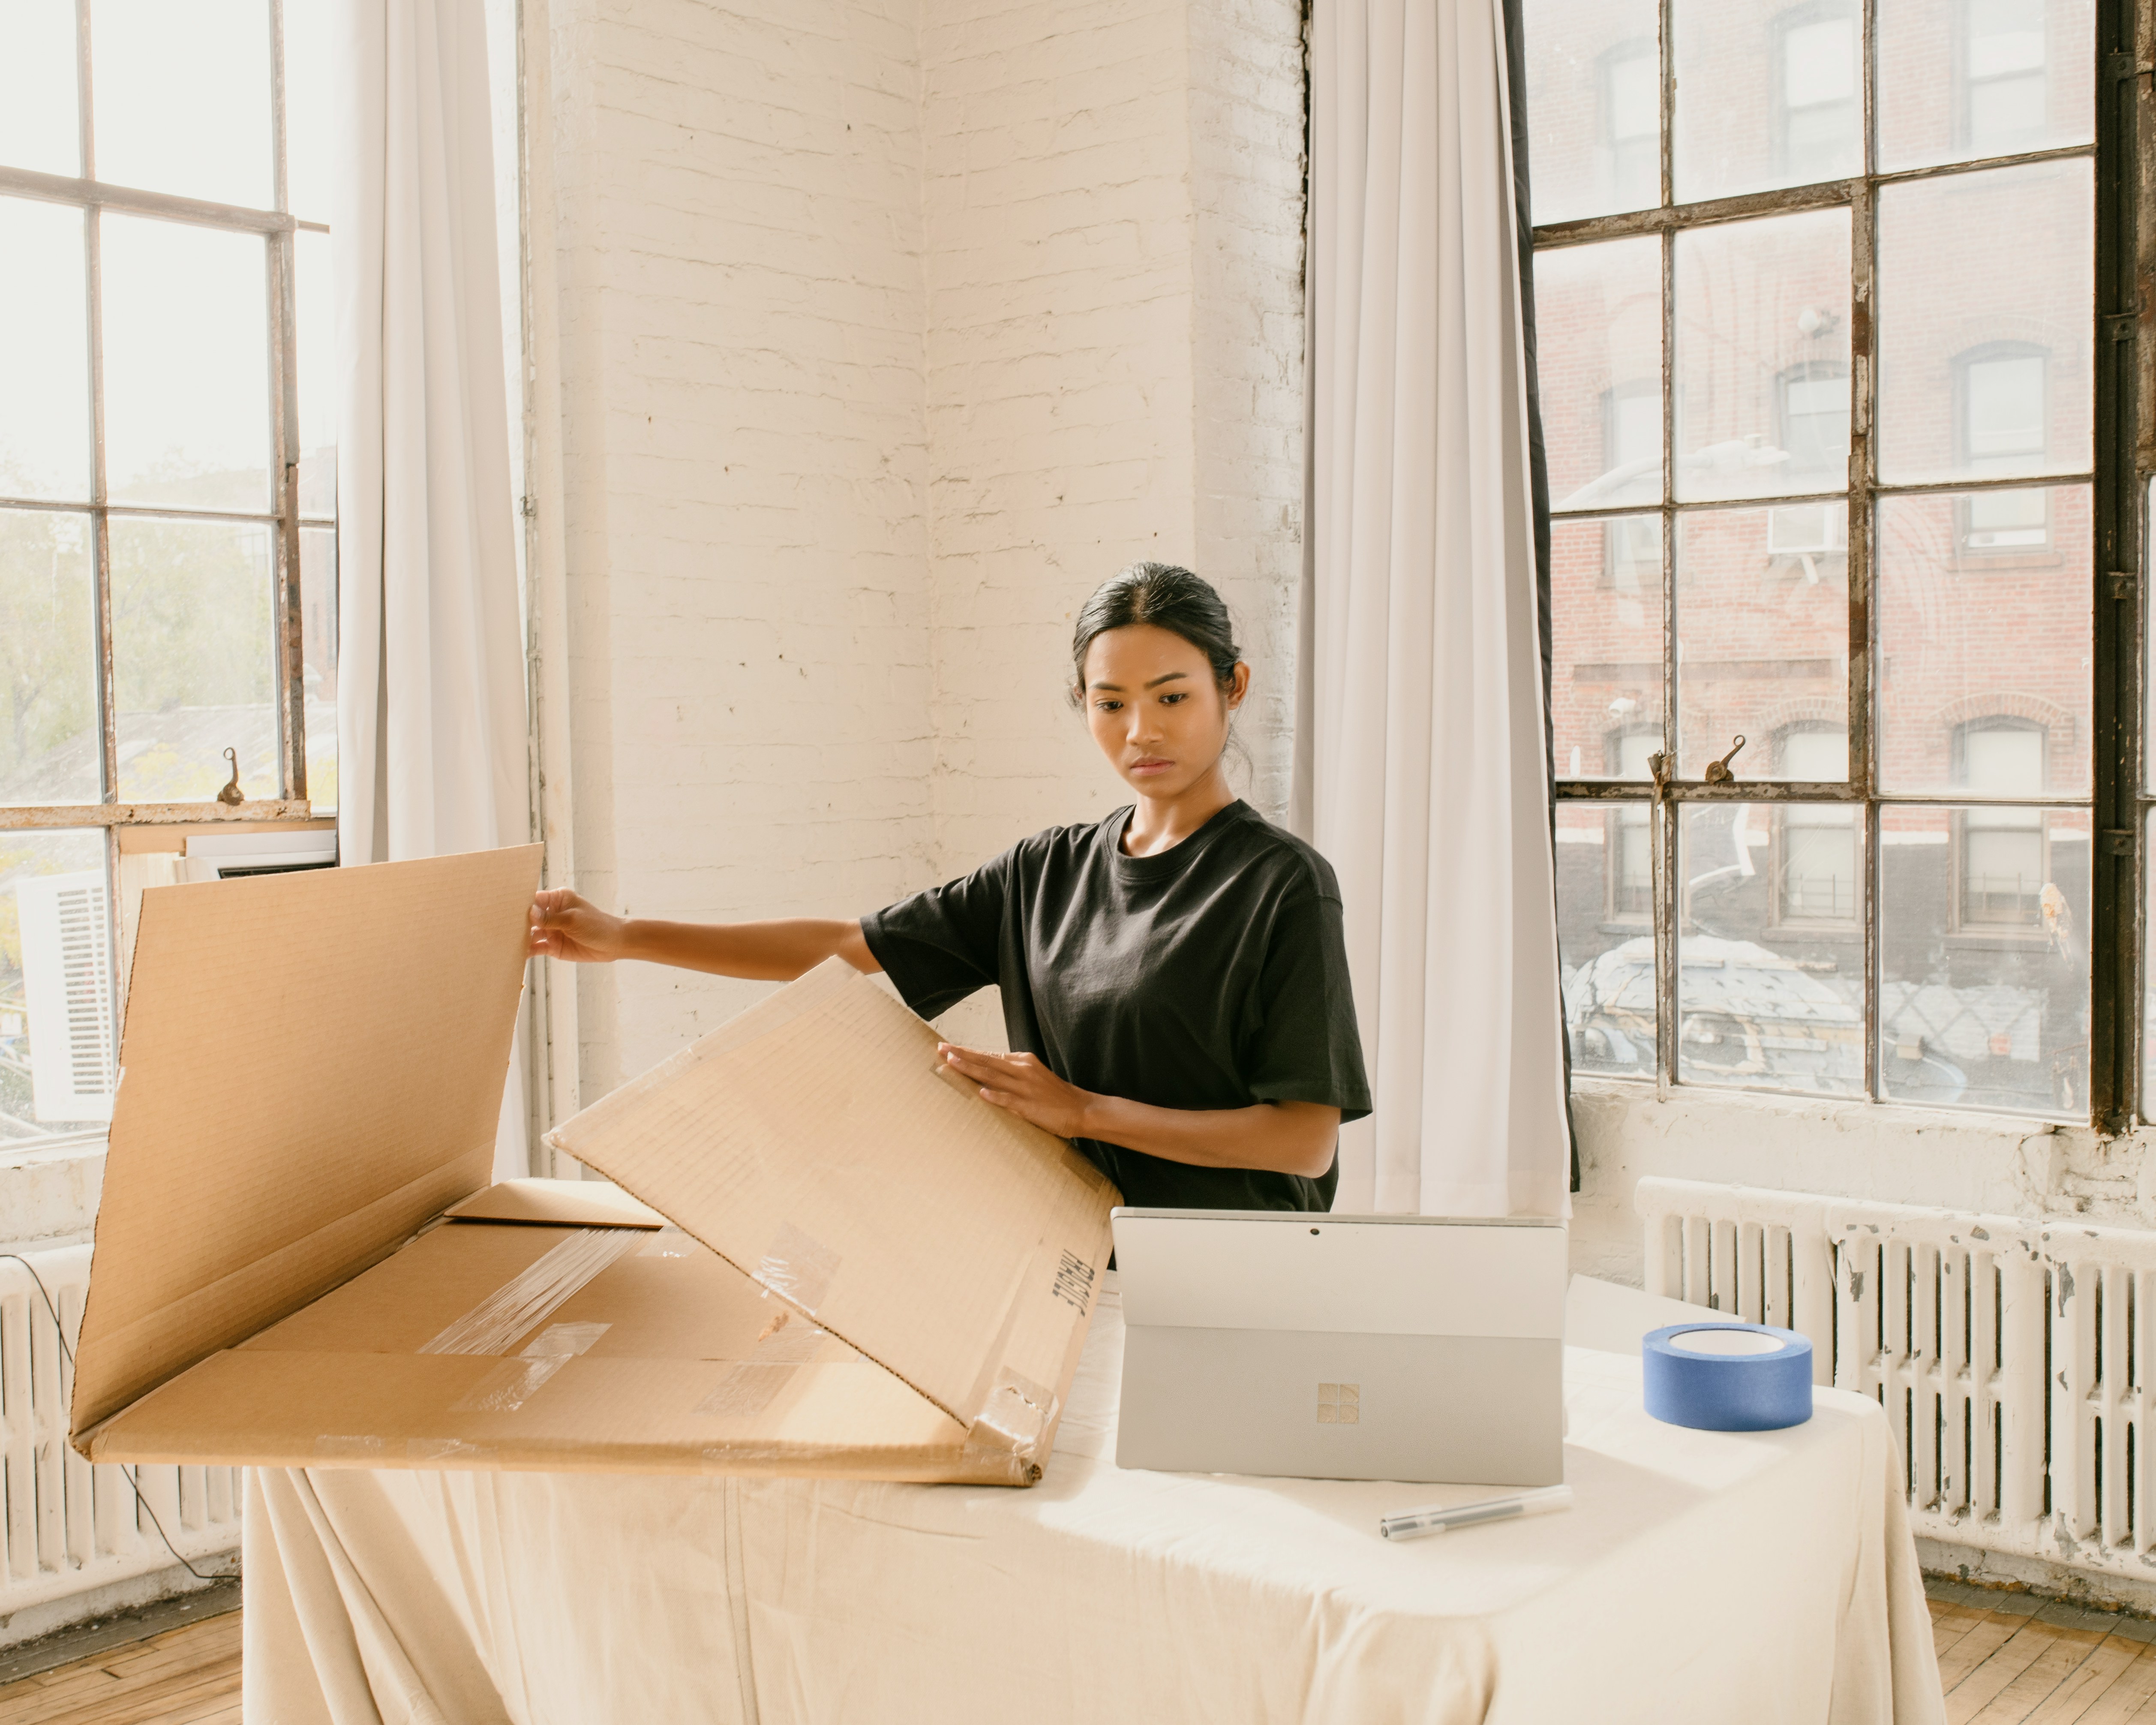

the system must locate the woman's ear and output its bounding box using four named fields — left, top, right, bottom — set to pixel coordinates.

left=1225, top=661, right=1251, bottom=712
